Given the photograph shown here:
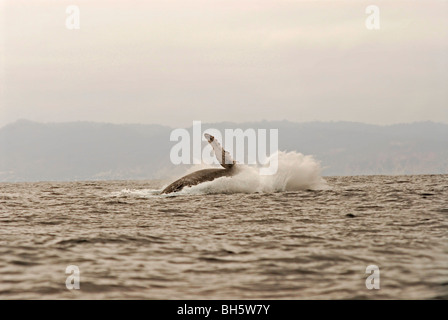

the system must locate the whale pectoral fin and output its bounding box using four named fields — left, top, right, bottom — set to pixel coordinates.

left=204, top=133, right=235, bottom=169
